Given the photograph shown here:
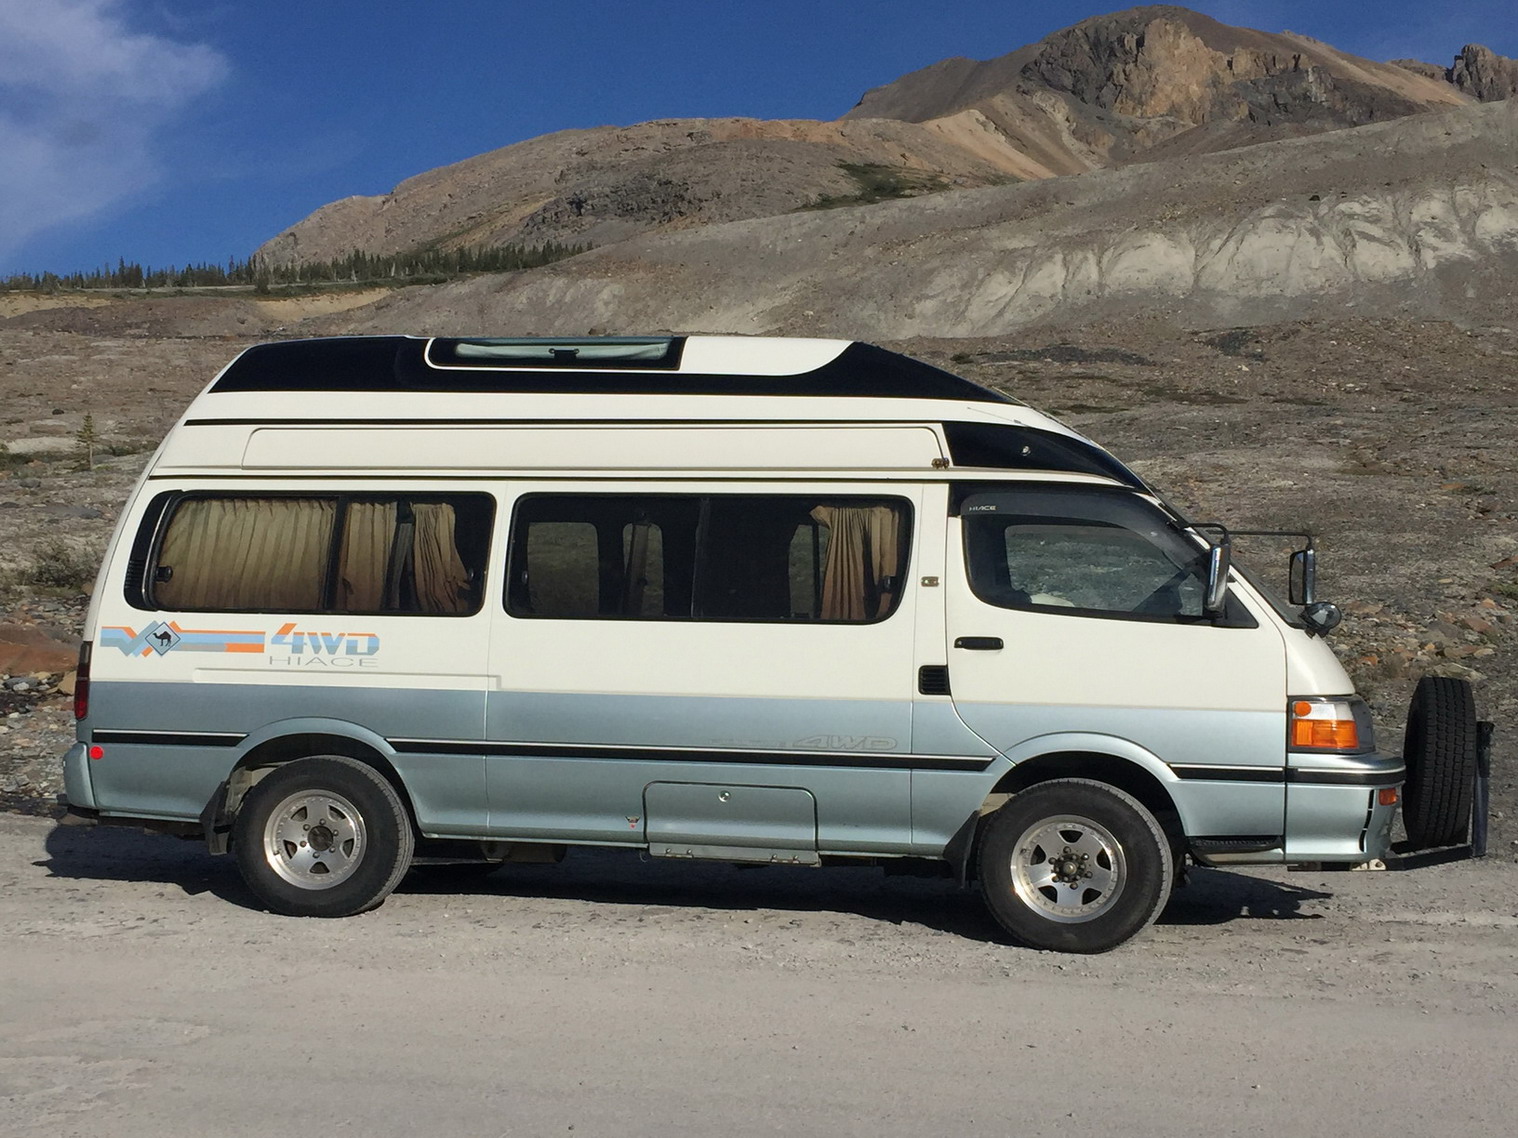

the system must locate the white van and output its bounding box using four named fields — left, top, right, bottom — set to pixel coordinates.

left=61, top=335, right=1473, bottom=952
